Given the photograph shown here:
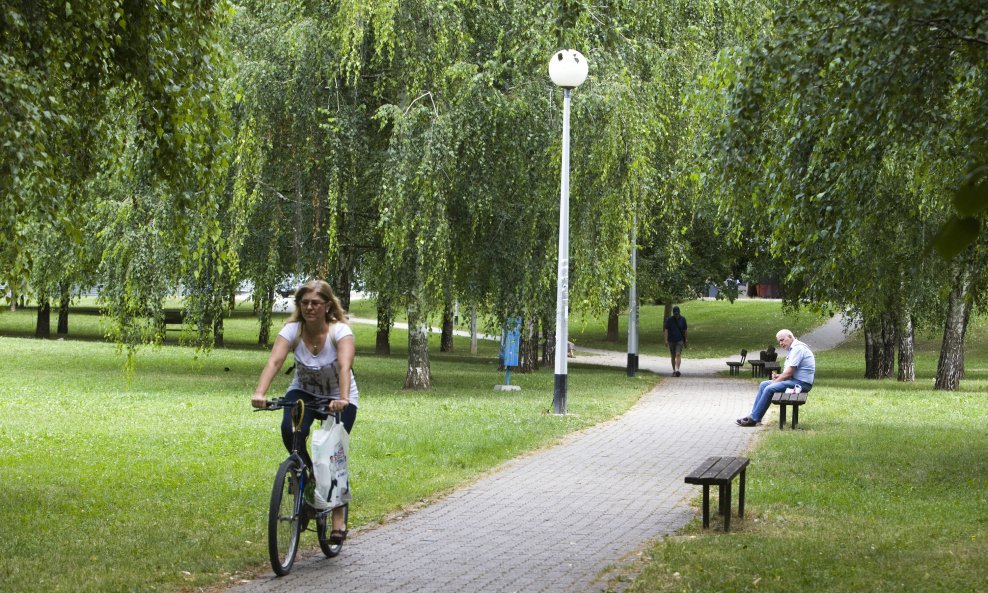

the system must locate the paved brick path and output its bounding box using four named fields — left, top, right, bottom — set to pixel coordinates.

left=231, top=318, right=848, bottom=593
